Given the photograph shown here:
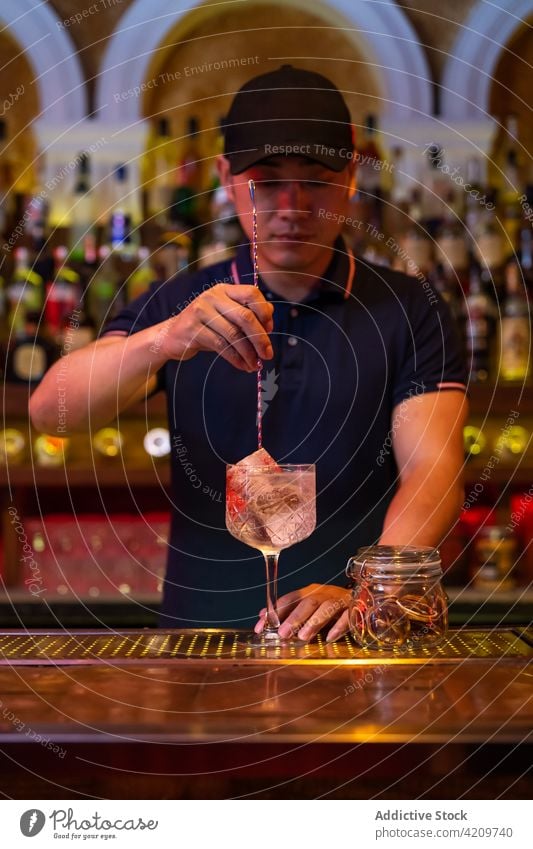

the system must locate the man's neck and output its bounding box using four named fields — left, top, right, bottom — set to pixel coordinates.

left=253, top=245, right=335, bottom=302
